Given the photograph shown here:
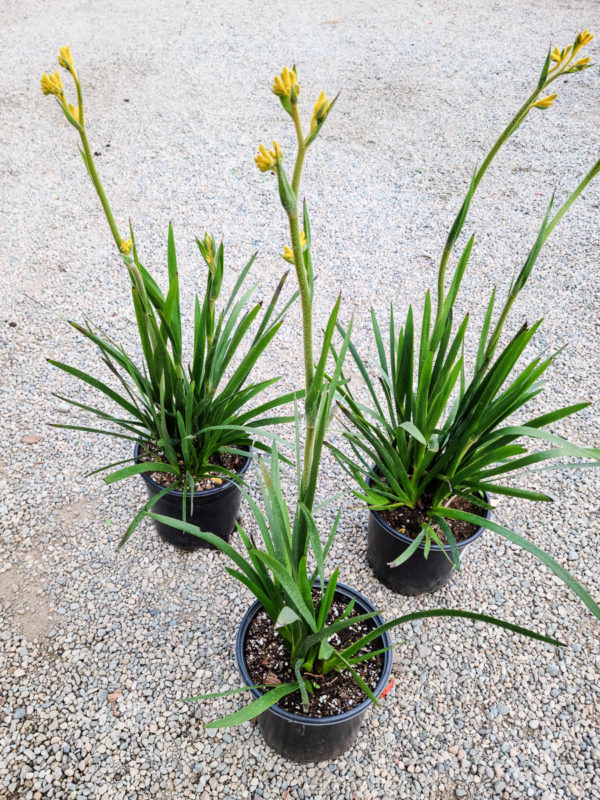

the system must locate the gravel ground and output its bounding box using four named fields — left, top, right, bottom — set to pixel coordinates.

left=1, top=1, right=600, bottom=798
